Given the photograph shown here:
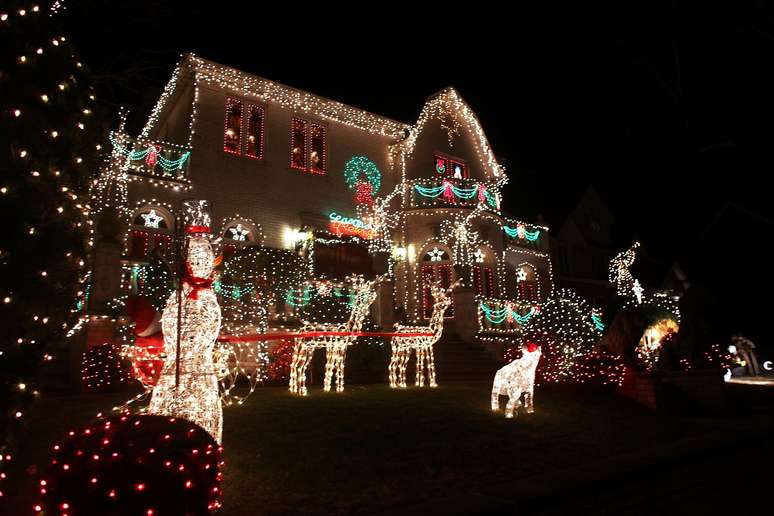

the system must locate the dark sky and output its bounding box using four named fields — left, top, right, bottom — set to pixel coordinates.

left=65, top=1, right=773, bottom=265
